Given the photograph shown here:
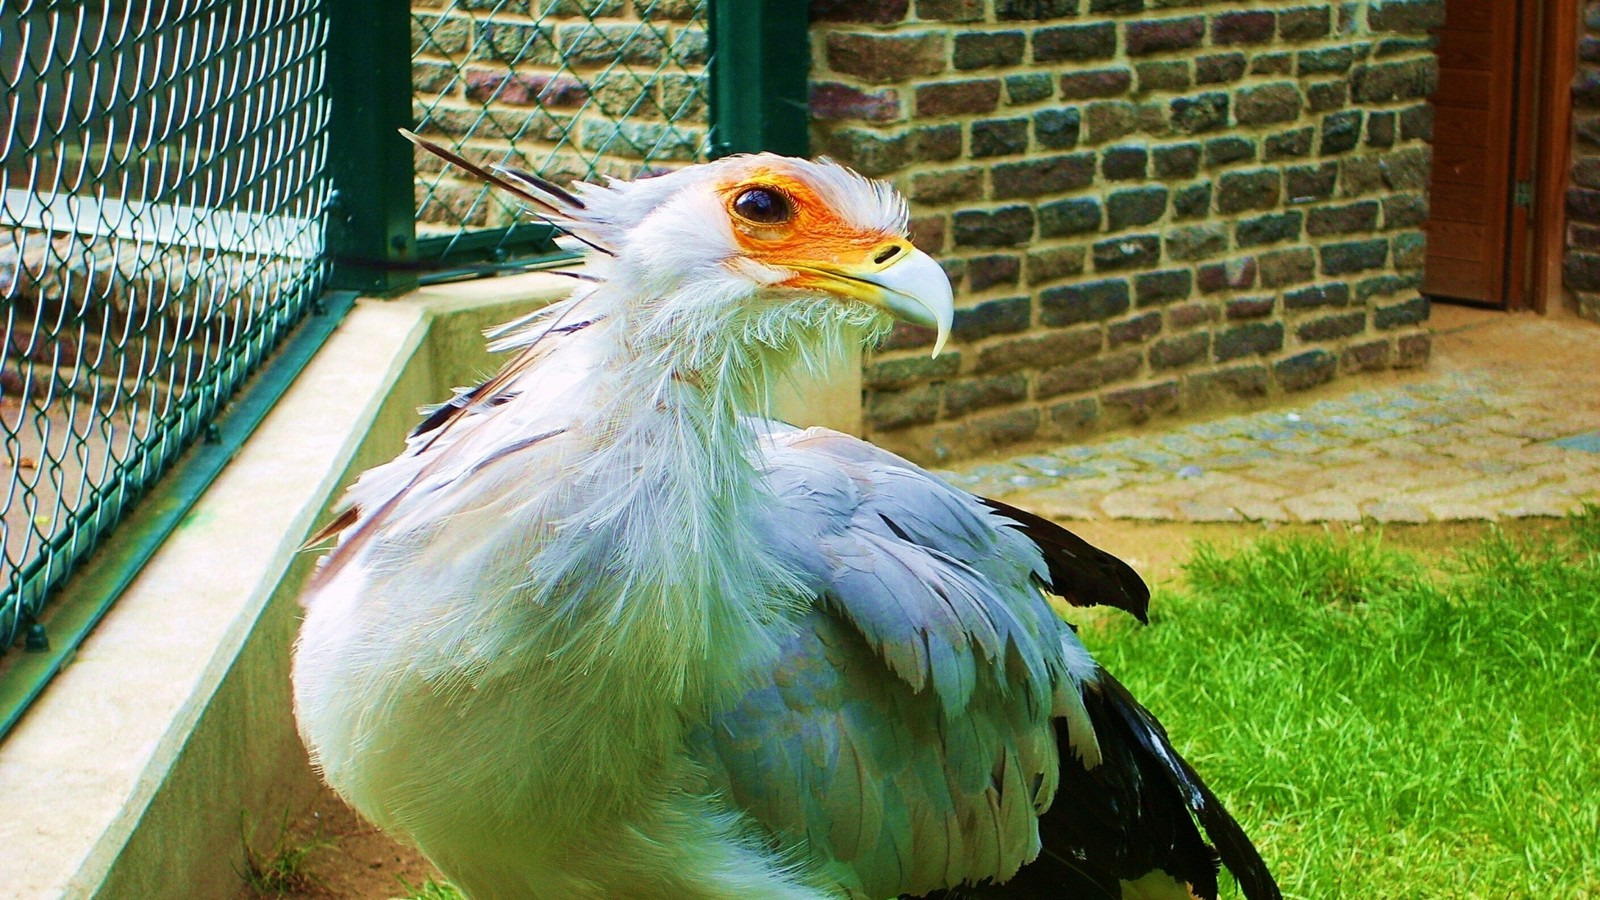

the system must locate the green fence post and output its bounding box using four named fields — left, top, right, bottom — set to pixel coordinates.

left=708, top=0, right=810, bottom=158
left=327, top=0, right=417, bottom=294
